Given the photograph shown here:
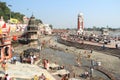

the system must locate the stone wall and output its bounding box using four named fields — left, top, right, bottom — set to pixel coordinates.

left=57, top=37, right=120, bottom=58
left=57, top=37, right=102, bottom=50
